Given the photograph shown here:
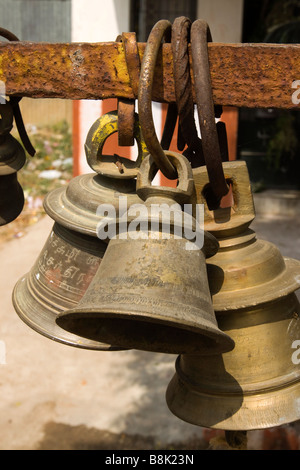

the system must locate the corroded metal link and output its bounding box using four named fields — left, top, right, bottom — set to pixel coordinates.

left=116, top=33, right=138, bottom=147
left=0, top=27, right=19, bottom=41
left=138, top=20, right=178, bottom=180
left=117, top=98, right=135, bottom=147
left=160, top=102, right=178, bottom=150
left=191, top=20, right=229, bottom=205
left=171, top=17, right=204, bottom=167
left=121, top=30, right=179, bottom=153
left=122, top=32, right=141, bottom=97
